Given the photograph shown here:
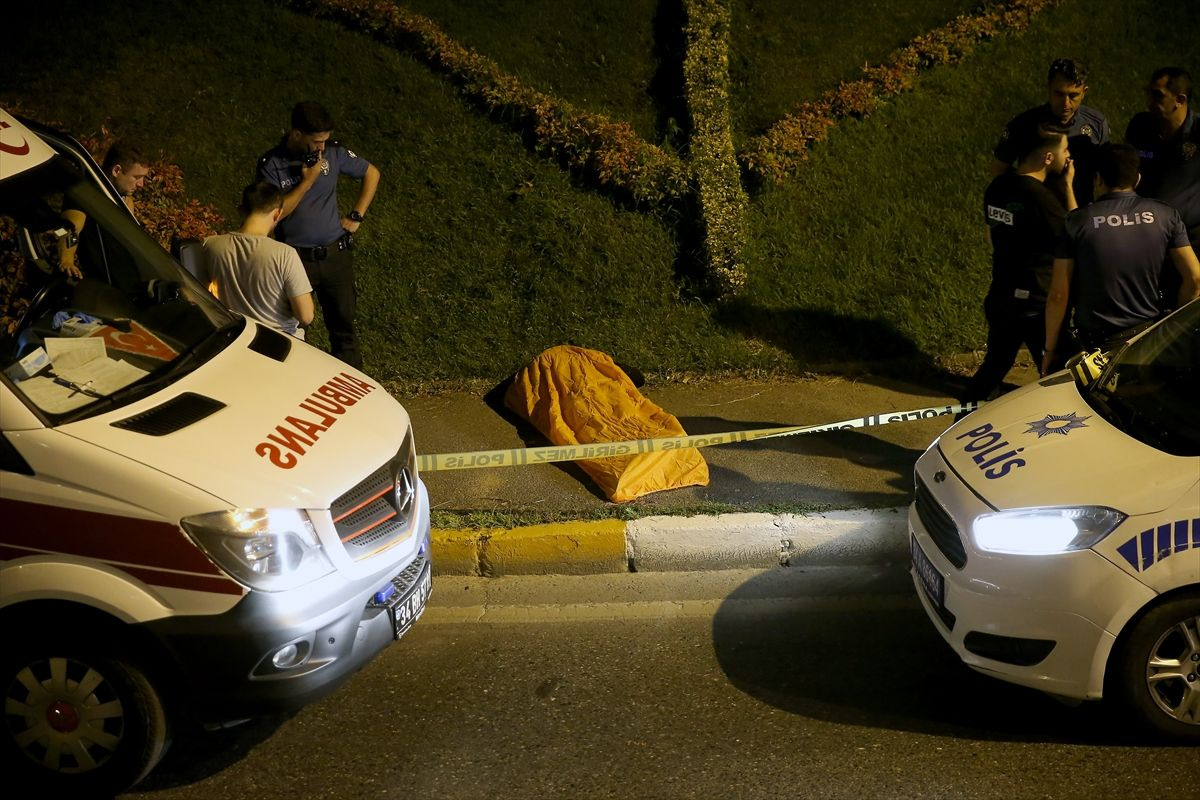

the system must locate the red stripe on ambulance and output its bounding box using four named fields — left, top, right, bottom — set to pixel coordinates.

left=0, top=499, right=243, bottom=595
